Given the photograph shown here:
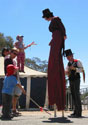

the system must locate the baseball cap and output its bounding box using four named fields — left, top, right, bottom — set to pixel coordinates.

left=6, top=64, right=19, bottom=76
left=16, top=35, right=24, bottom=40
